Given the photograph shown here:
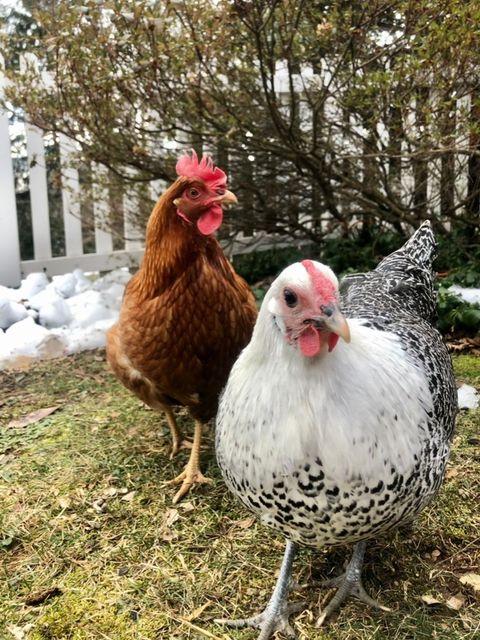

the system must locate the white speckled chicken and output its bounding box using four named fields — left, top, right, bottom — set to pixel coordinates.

left=215, top=222, right=457, bottom=638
